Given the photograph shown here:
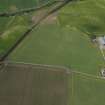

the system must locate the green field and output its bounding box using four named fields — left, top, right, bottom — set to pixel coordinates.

left=59, top=0, right=105, bottom=36
left=10, top=21, right=104, bottom=75
left=7, top=0, right=105, bottom=76
left=71, top=72, right=105, bottom=105
left=0, top=0, right=57, bottom=56
left=1, top=0, right=105, bottom=105
left=0, top=16, right=29, bottom=55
